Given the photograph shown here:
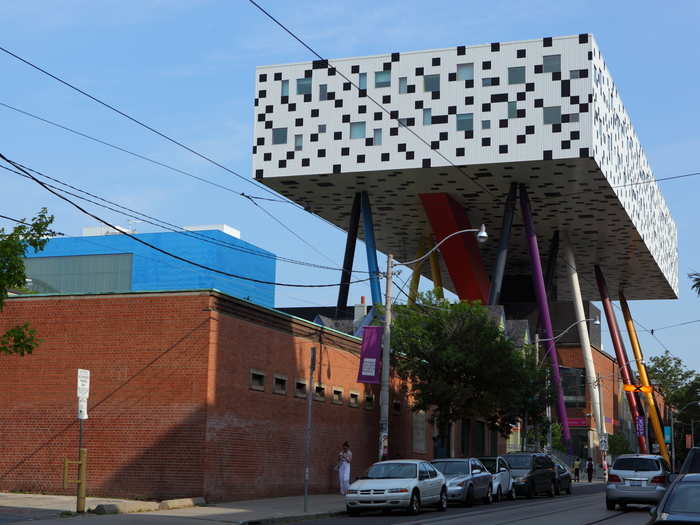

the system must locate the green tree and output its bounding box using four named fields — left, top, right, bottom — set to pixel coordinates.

left=608, top=433, right=633, bottom=456
left=391, top=292, right=547, bottom=439
left=0, top=208, right=55, bottom=356
left=647, top=350, right=698, bottom=406
left=690, top=272, right=700, bottom=297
